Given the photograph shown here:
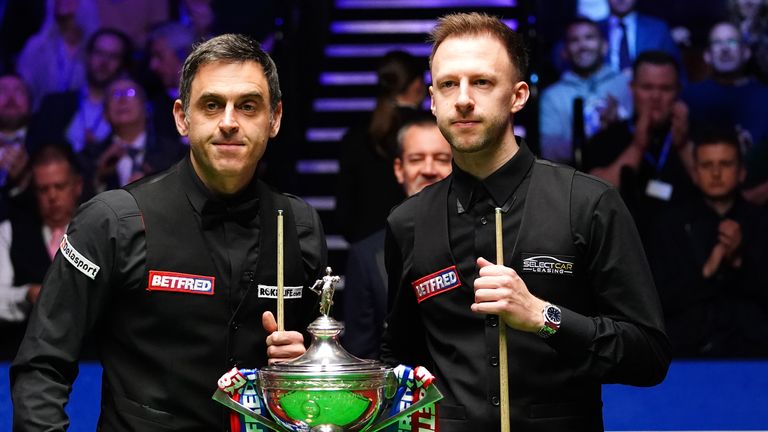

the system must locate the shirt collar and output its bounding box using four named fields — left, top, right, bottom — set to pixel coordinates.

left=452, top=138, right=535, bottom=213
left=180, top=154, right=261, bottom=218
